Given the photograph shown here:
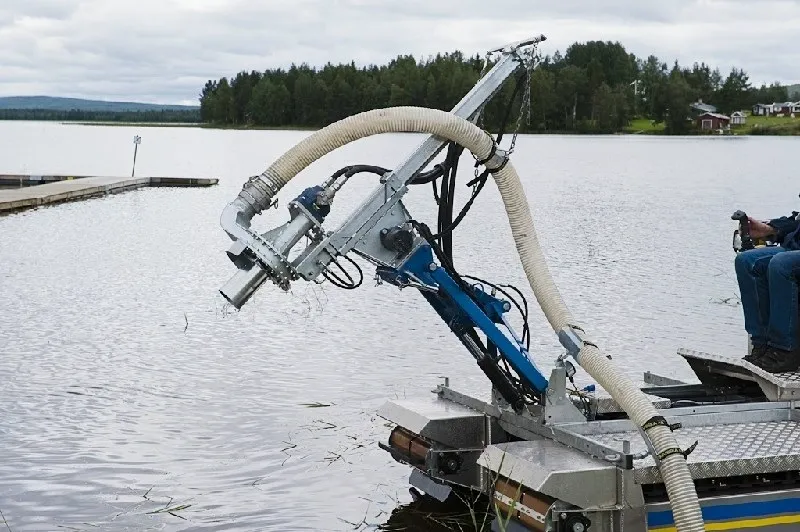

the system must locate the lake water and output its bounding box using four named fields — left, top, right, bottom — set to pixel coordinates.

left=0, top=121, right=798, bottom=531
